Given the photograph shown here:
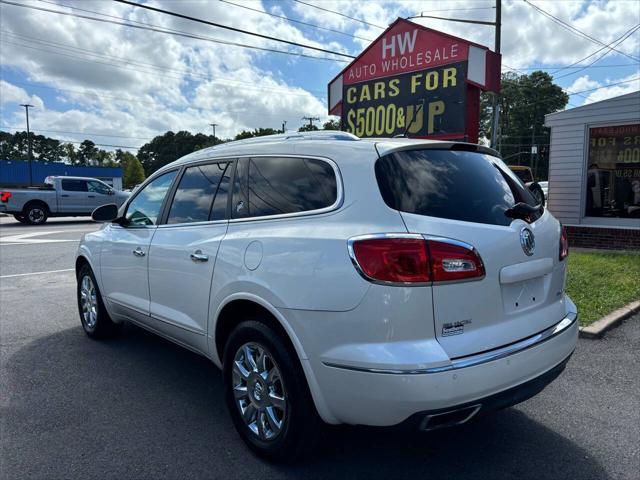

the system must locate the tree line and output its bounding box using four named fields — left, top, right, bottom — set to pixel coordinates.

left=1, top=70, right=567, bottom=184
